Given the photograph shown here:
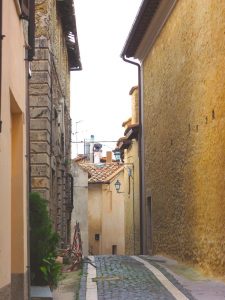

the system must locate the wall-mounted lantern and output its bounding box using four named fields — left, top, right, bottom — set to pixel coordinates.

left=114, top=179, right=121, bottom=193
